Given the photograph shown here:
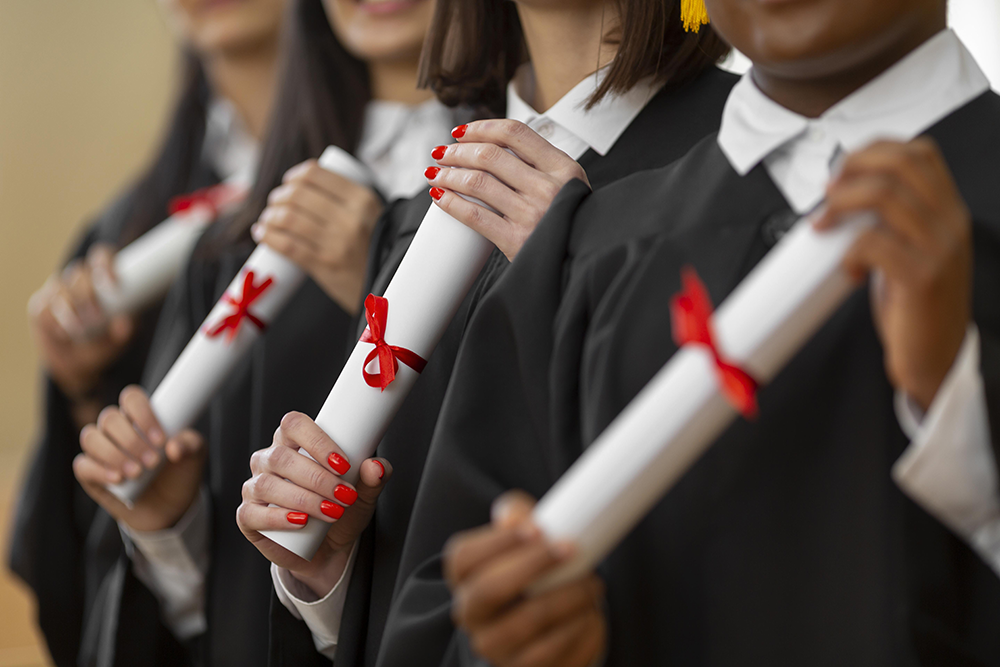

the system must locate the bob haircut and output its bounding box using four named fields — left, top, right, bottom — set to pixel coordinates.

left=418, top=0, right=730, bottom=116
